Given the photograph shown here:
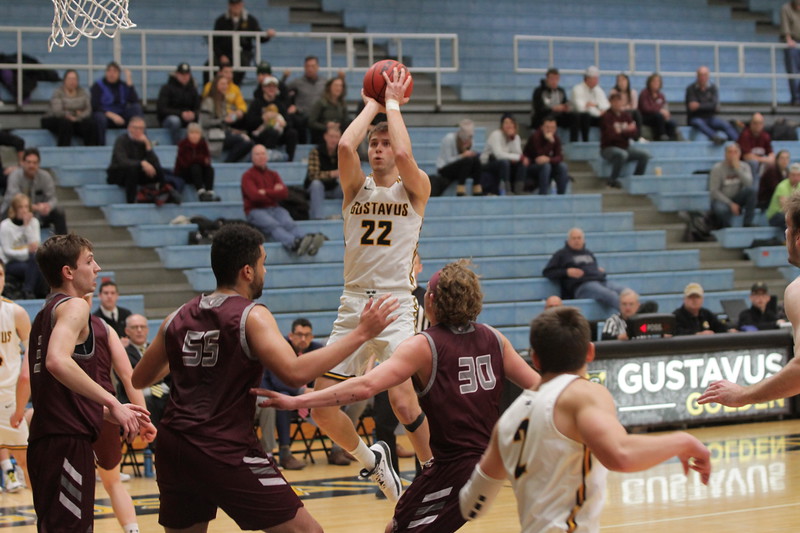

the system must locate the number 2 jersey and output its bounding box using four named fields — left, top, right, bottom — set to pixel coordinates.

left=416, top=322, right=506, bottom=462
left=342, top=175, right=423, bottom=292
left=160, top=293, right=264, bottom=466
left=496, top=374, right=608, bottom=533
